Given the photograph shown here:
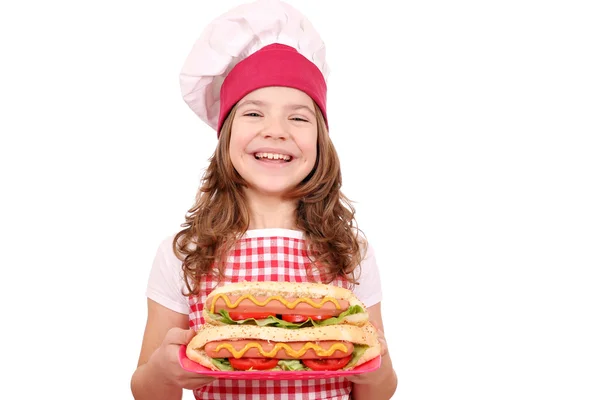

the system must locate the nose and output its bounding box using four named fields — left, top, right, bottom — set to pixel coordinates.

left=260, top=116, right=289, bottom=140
